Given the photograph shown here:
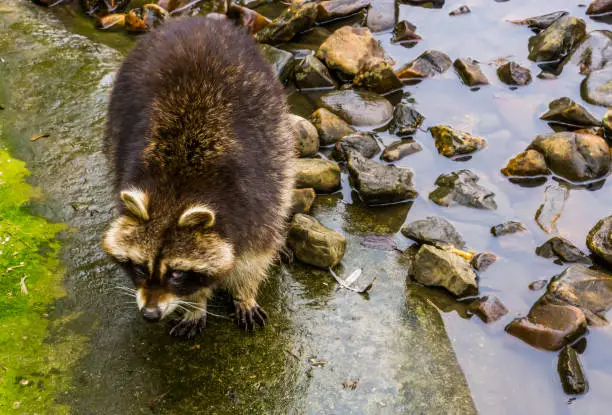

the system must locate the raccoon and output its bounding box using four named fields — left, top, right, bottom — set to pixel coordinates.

left=102, top=17, right=295, bottom=338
